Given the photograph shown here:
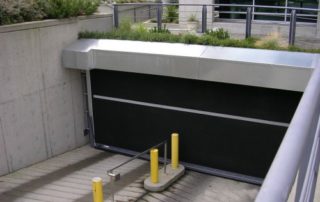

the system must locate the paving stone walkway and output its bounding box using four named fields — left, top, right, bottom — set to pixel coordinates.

left=0, top=145, right=259, bottom=202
